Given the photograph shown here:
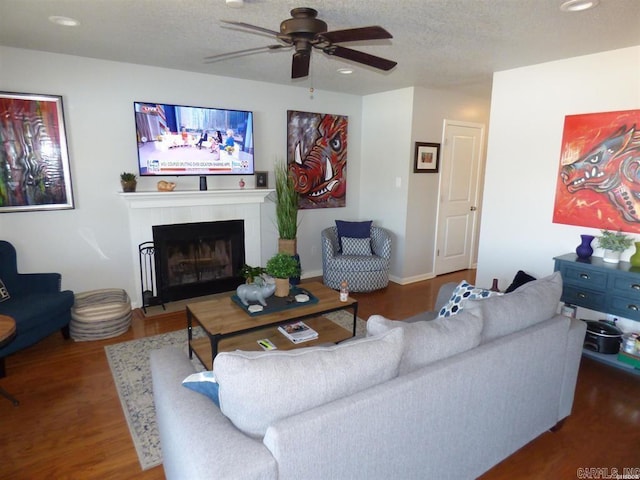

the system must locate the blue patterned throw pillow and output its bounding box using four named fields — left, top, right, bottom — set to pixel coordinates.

left=438, top=281, right=502, bottom=318
left=0, top=279, right=9, bottom=303
left=182, top=371, right=220, bottom=407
